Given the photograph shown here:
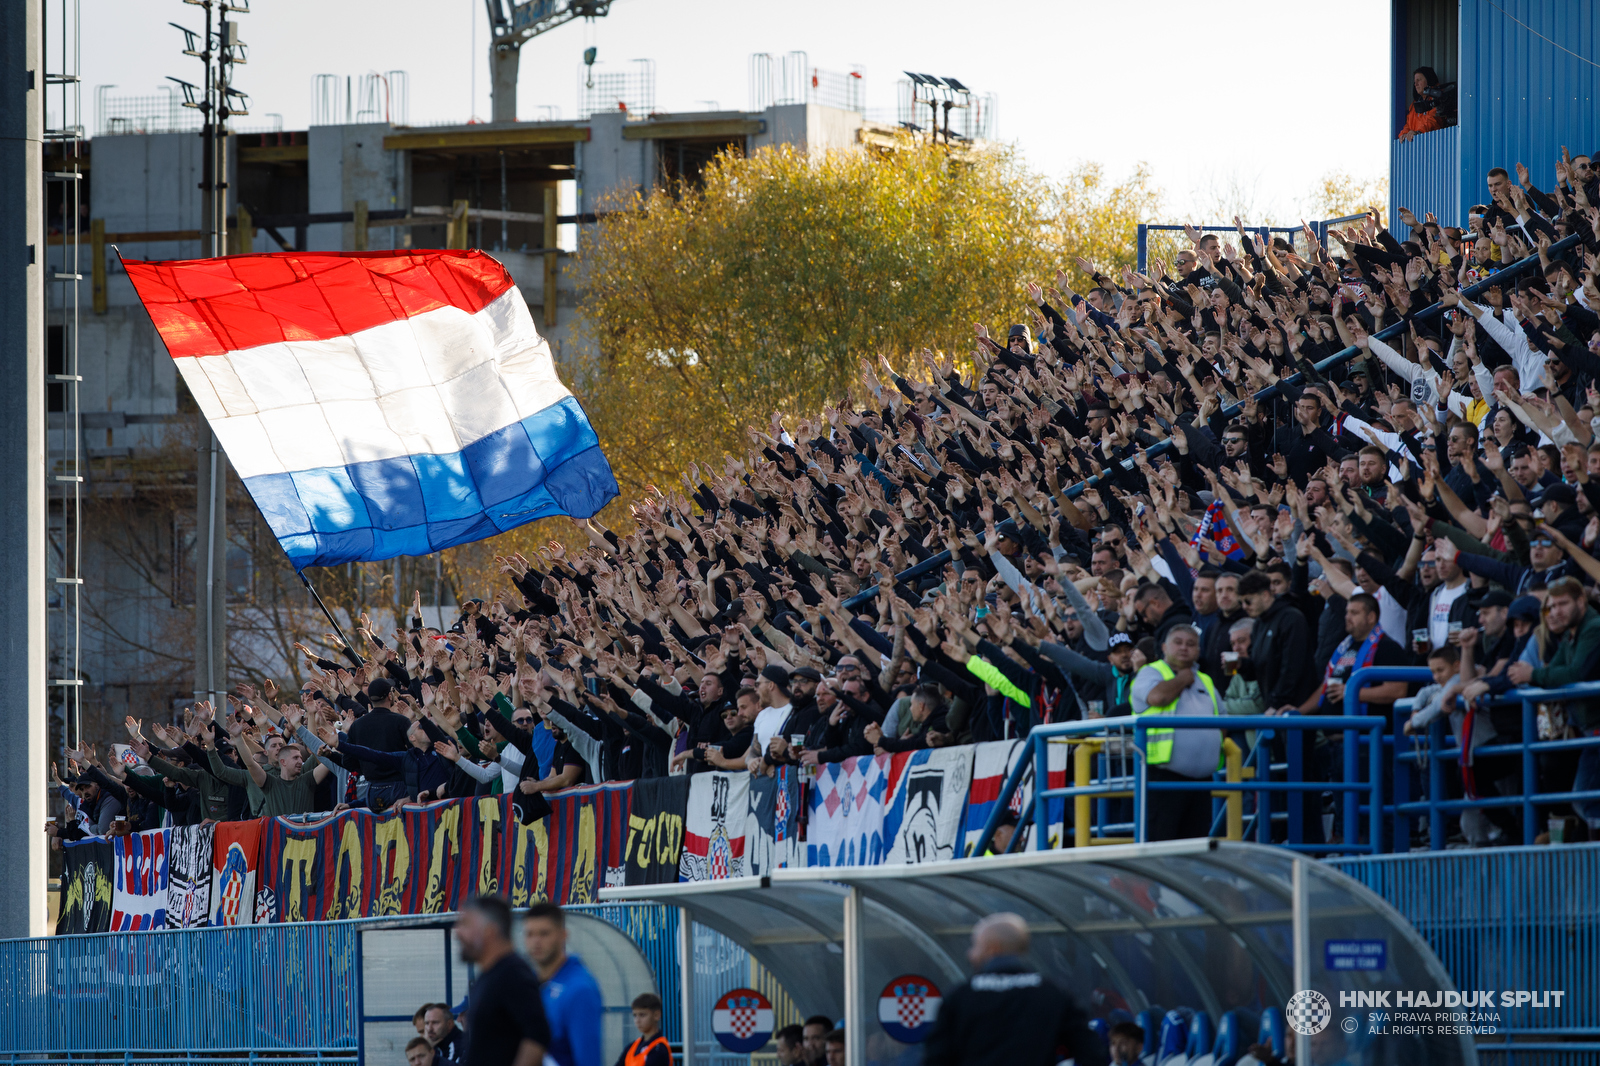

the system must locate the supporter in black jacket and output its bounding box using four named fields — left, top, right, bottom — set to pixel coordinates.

left=1239, top=571, right=1319, bottom=712
left=923, top=913, right=1106, bottom=1066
